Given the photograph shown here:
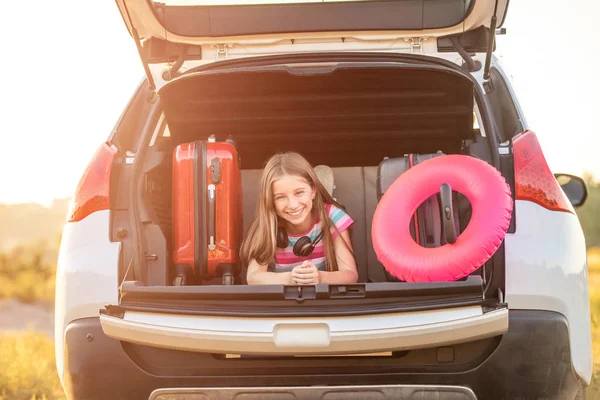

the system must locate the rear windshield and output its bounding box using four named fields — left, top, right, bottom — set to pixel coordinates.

left=151, top=0, right=475, bottom=38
